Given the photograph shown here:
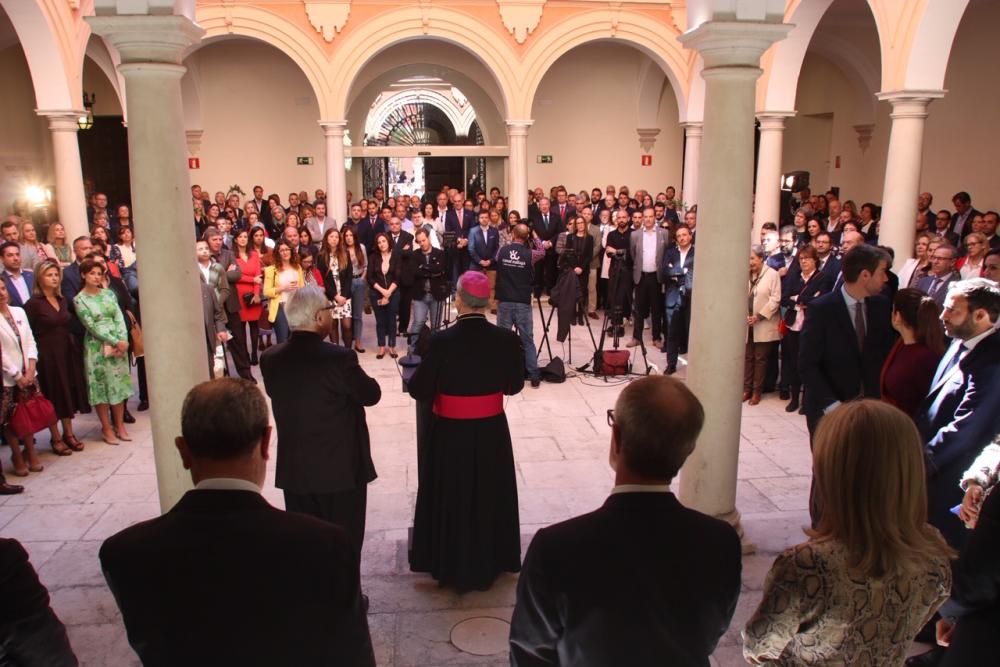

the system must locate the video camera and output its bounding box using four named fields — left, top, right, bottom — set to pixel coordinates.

left=441, top=231, right=458, bottom=250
